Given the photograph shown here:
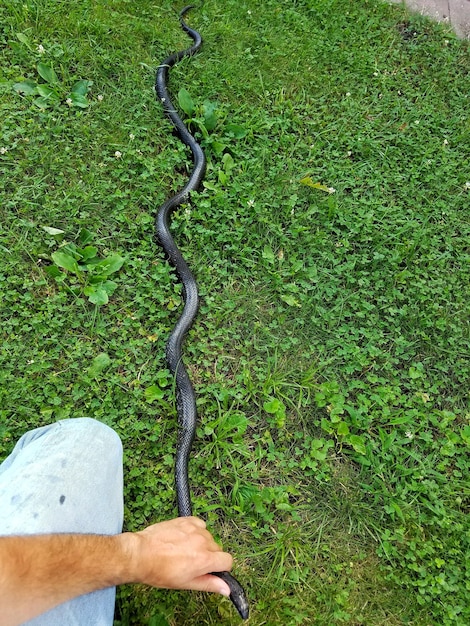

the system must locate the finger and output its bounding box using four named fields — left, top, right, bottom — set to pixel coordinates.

left=203, top=534, right=227, bottom=552
left=187, top=549, right=233, bottom=582
left=207, top=551, right=233, bottom=574
left=188, top=516, right=206, bottom=529
left=185, top=573, right=231, bottom=596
